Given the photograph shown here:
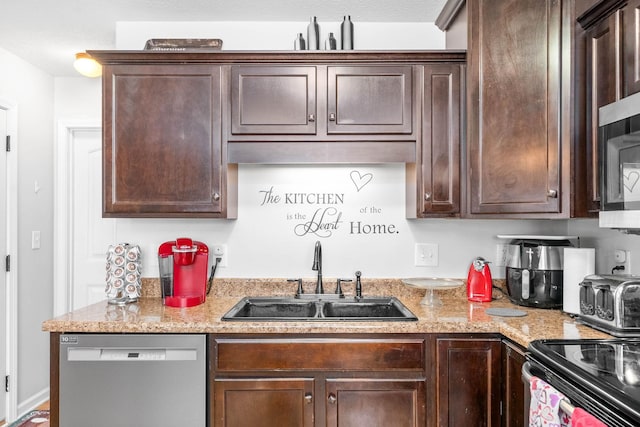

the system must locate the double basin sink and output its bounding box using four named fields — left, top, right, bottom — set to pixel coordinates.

left=222, top=296, right=417, bottom=322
